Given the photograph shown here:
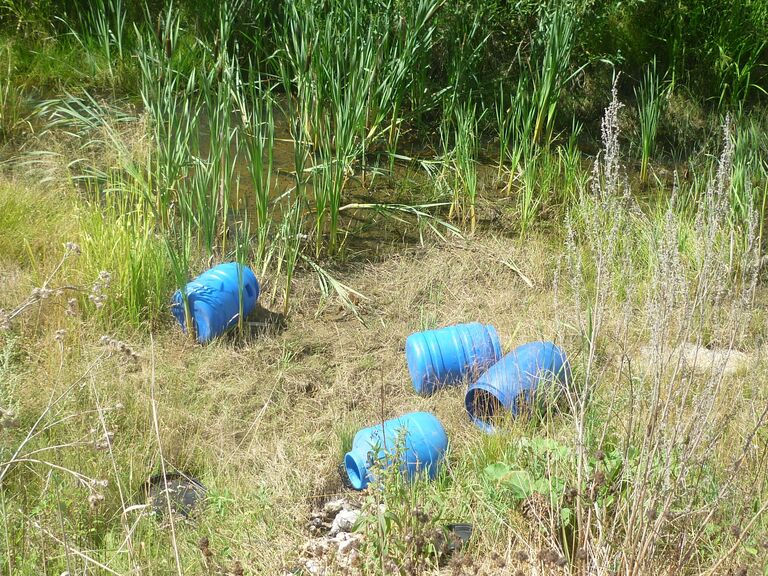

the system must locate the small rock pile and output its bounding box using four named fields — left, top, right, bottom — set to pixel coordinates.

left=290, top=499, right=363, bottom=575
